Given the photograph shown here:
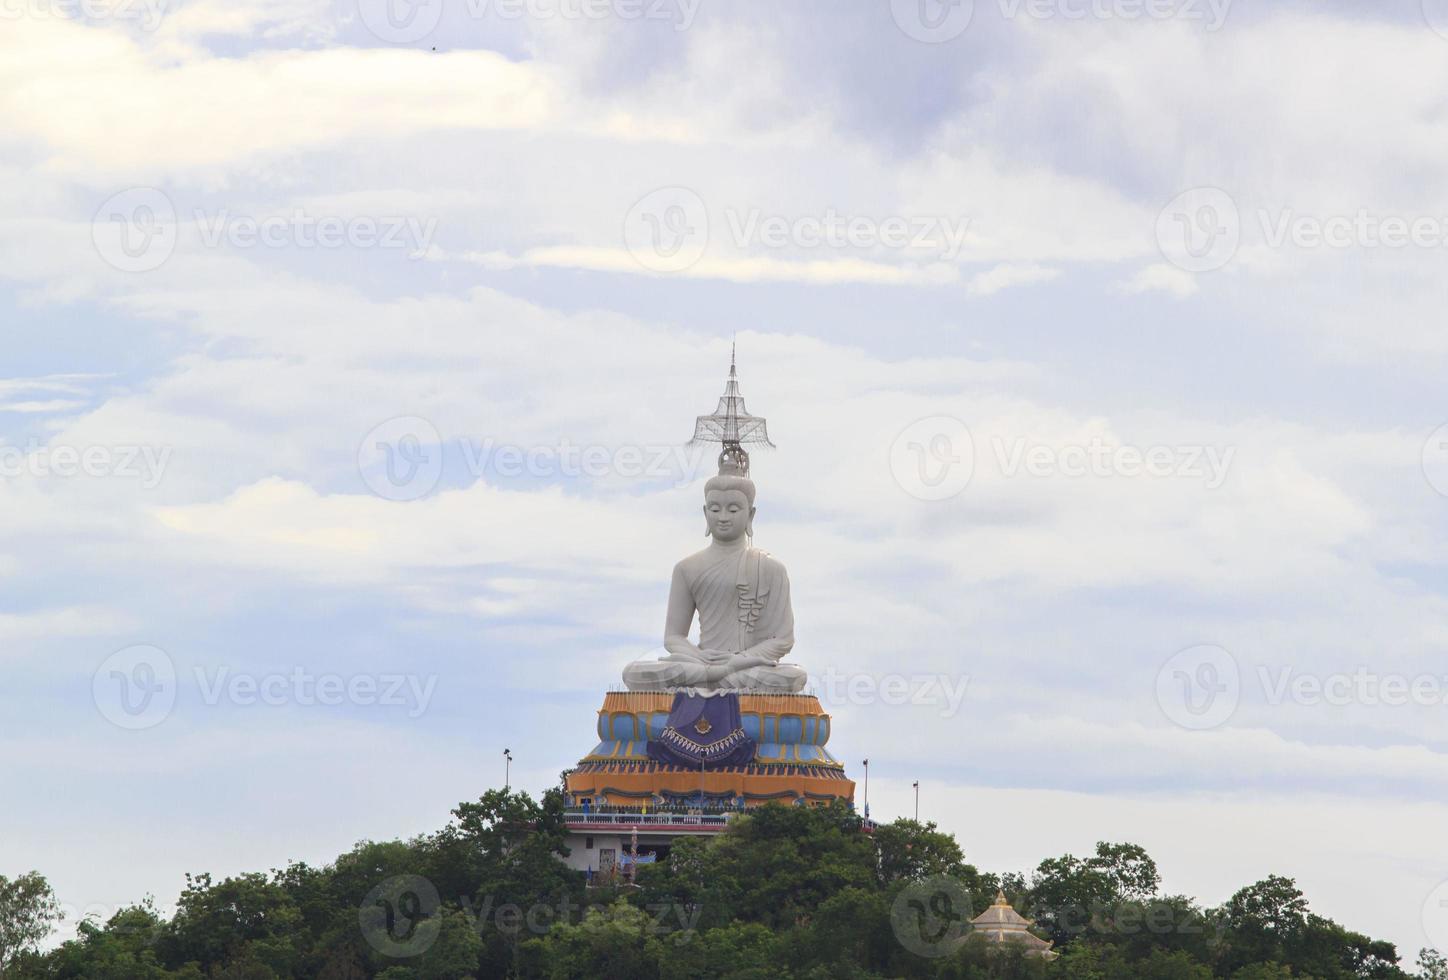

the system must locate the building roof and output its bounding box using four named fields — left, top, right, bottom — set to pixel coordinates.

left=971, top=890, right=1035, bottom=929
left=970, top=890, right=1058, bottom=958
